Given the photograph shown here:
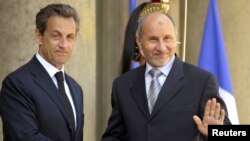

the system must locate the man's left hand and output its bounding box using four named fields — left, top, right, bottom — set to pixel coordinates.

left=193, top=98, right=225, bottom=136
